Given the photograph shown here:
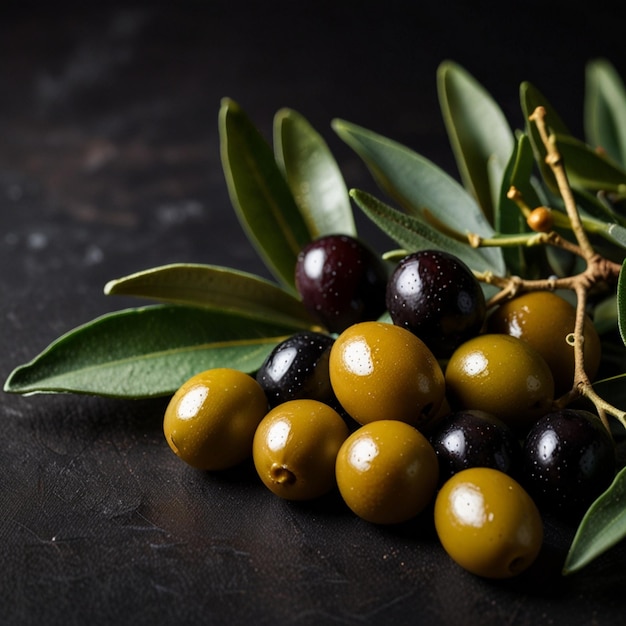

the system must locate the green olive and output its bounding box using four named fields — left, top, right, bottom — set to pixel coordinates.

left=487, top=290, right=601, bottom=395
left=434, top=467, right=543, bottom=578
left=335, top=420, right=439, bottom=524
left=329, top=321, right=445, bottom=429
left=252, top=399, right=349, bottom=501
left=445, top=333, right=554, bottom=432
left=163, top=368, right=268, bottom=470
